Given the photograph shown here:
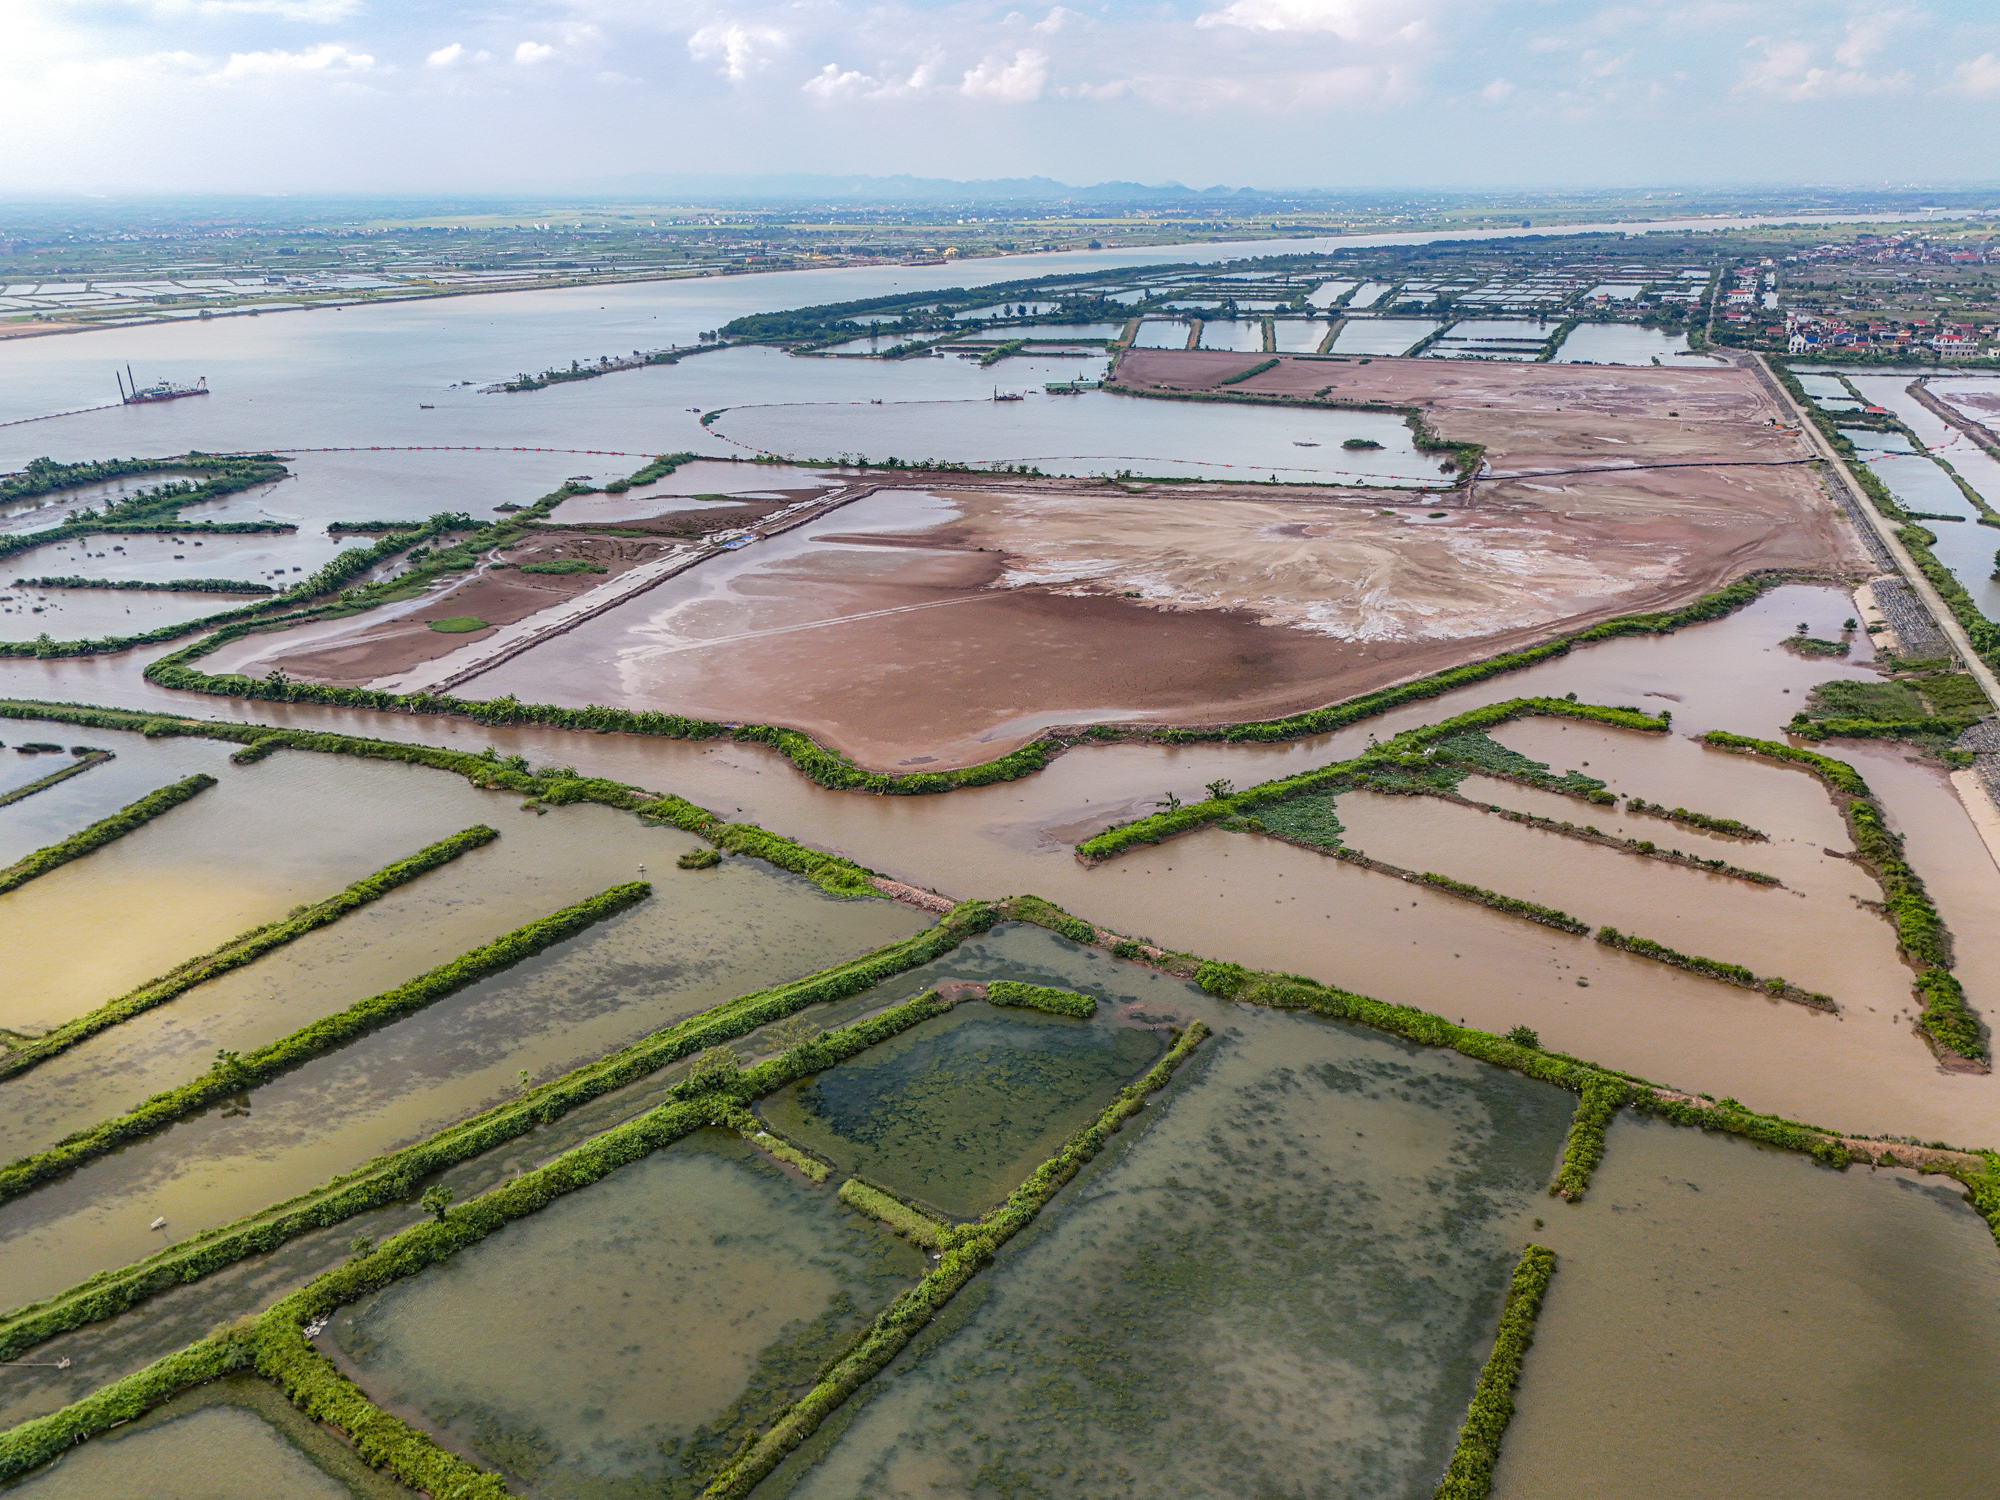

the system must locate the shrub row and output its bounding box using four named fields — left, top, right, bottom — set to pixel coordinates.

left=0, top=774, right=215, bottom=895
left=1079, top=696, right=1668, bottom=860
left=0, top=1333, right=255, bottom=1483
left=1416, top=873, right=1589, bottom=934
left=1550, top=1078, right=1632, bottom=1201
left=0, top=750, right=108, bottom=809
left=1596, top=926, right=1836, bottom=1010
left=837, top=1178, right=946, bottom=1247
left=1702, top=731, right=1982, bottom=1059
left=1219, top=357, right=1279, bottom=385
left=700, top=1019, right=1212, bottom=1499
left=1627, top=1092, right=1852, bottom=1167
left=1468, top=798, right=1780, bottom=884
left=0, top=825, right=497, bottom=1082
left=1789, top=713, right=1982, bottom=744
left=1622, top=798, right=1766, bottom=840
left=0, top=882, right=650, bottom=1203
left=0, top=906, right=994, bottom=1357
left=748, top=1130, right=830, bottom=1184
left=985, top=980, right=1097, bottom=1017
left=1431, top=1245, right=1557, bottom=1500
left=13, top=575, right=274, bottom=594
